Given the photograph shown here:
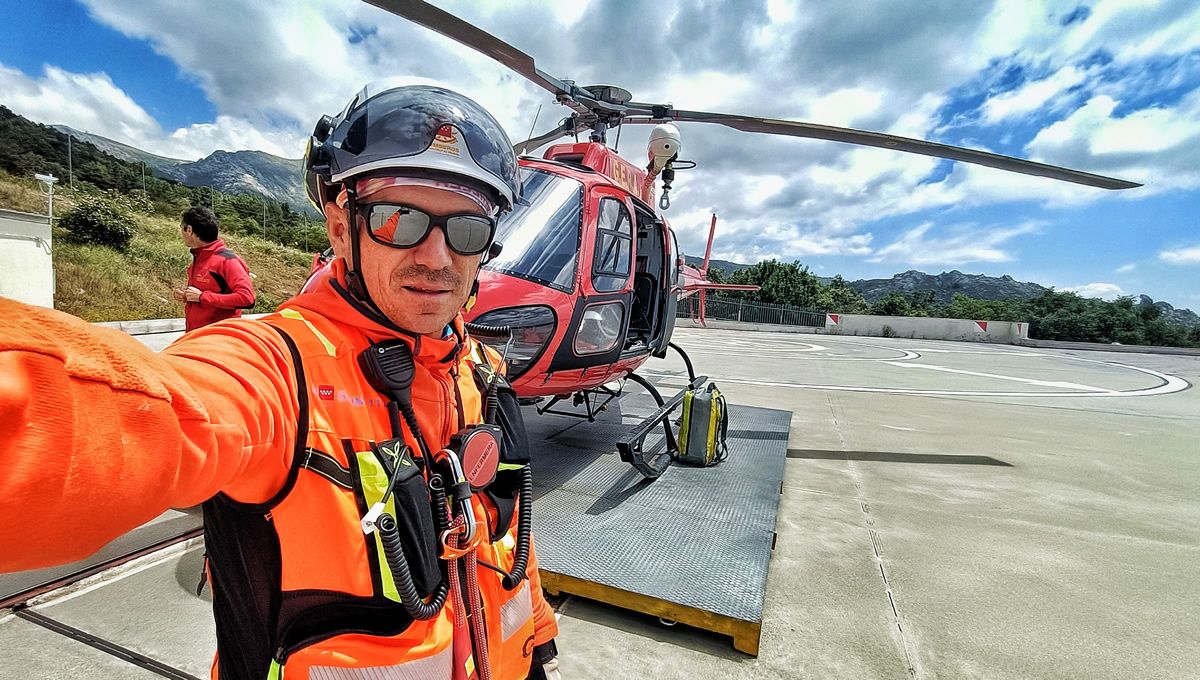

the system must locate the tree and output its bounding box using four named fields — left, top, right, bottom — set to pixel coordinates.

left=726, top=259, right=824, bottom=308
left=59, top=194, right=137, bottom=252
left=870, top=293, right=913, bottom=317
